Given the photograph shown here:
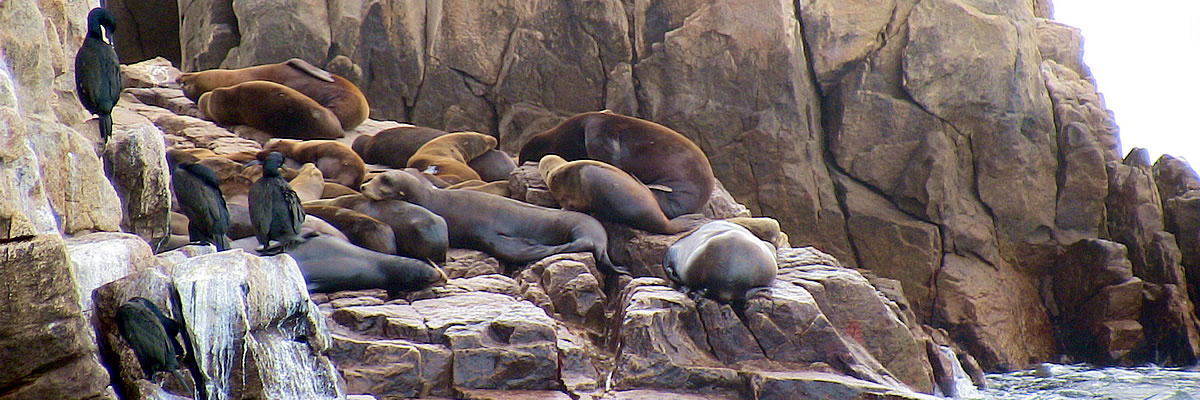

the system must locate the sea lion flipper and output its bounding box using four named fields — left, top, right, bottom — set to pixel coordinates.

left=646, top=184, right=674, bottom=193
left=285, top=58, right=336, bottom=83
